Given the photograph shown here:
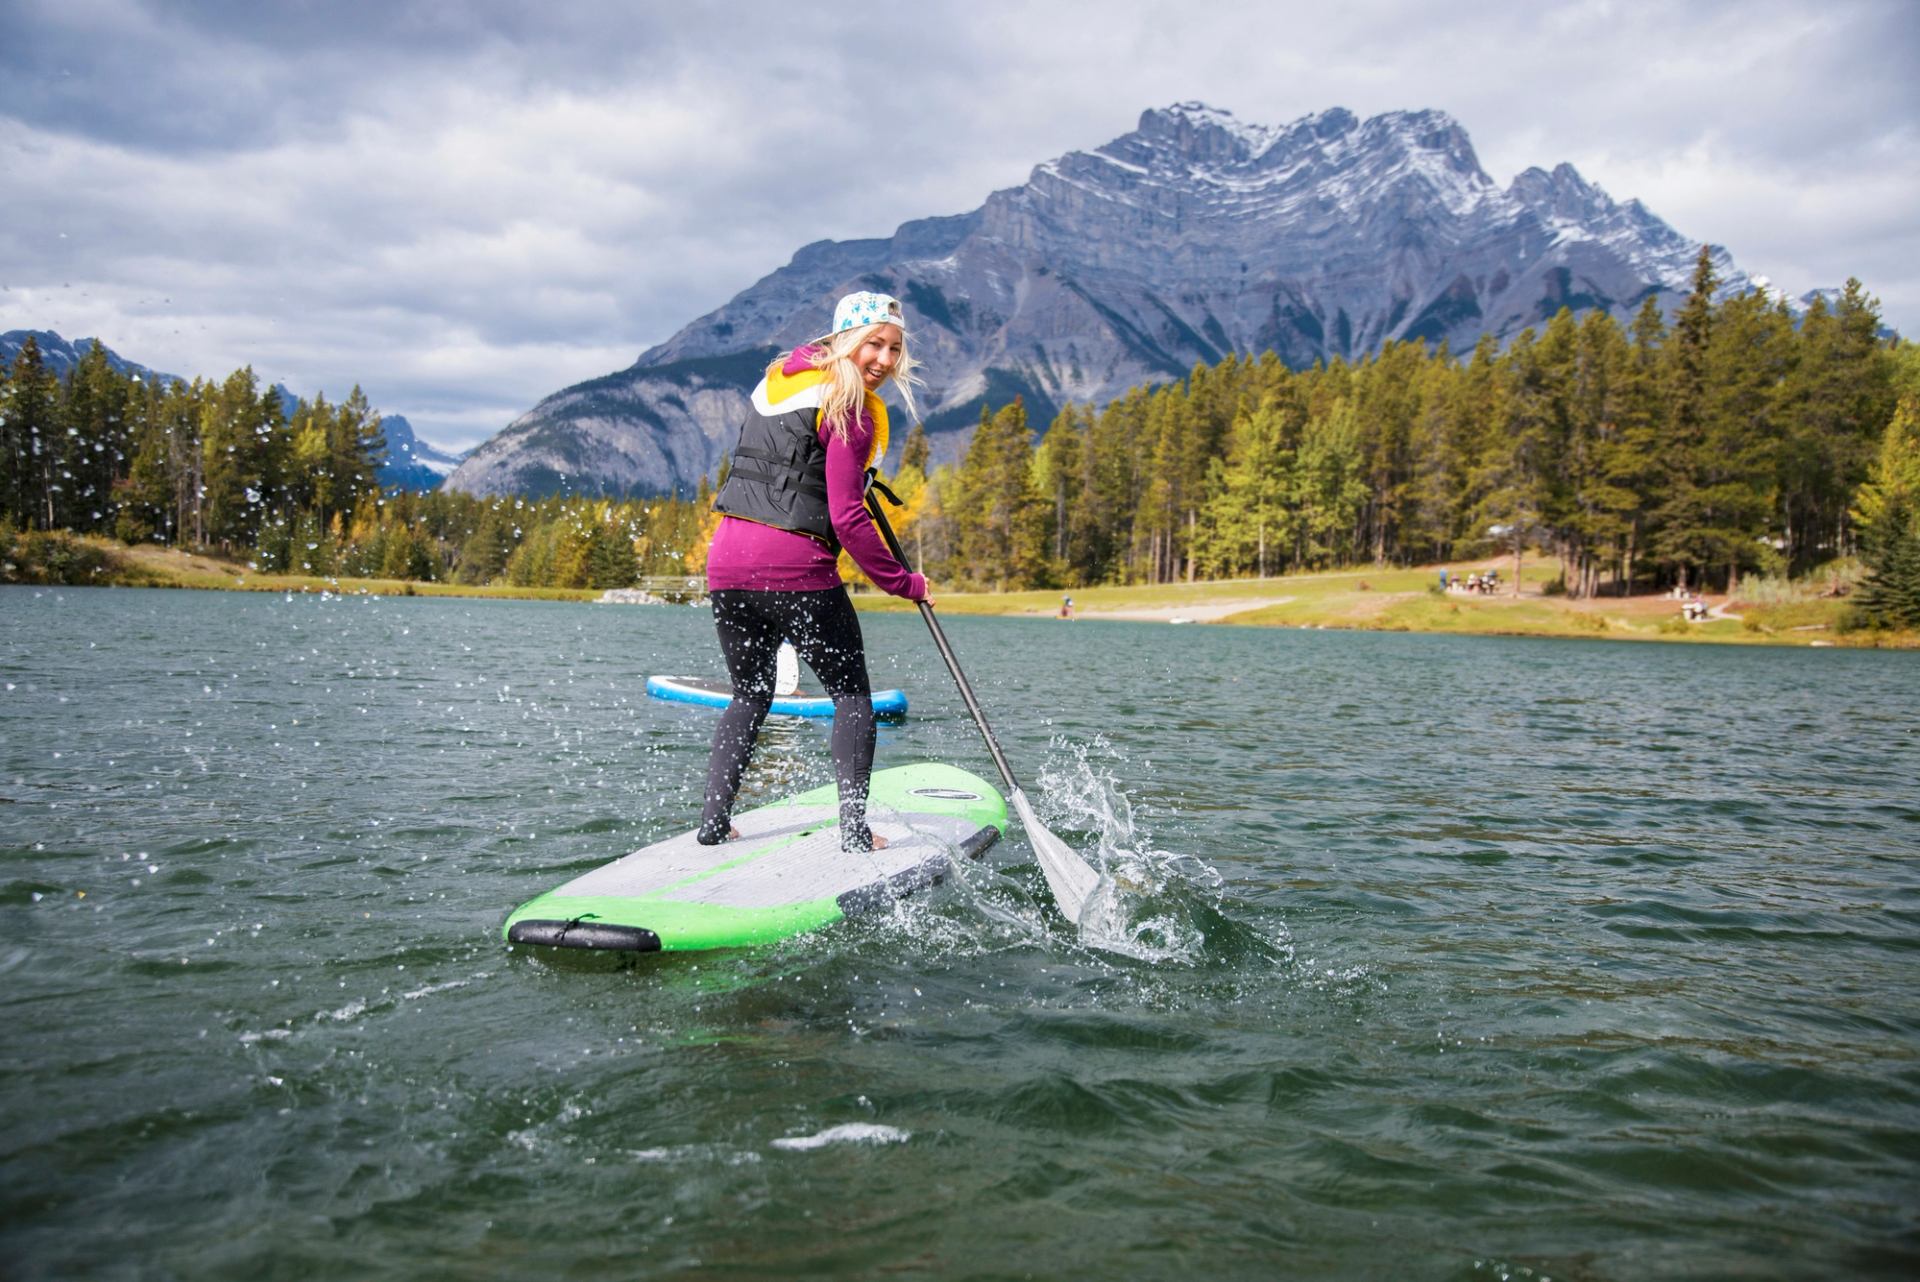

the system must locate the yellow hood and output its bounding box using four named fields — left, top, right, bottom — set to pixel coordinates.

left=760, top=360, right=890, bottom=469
